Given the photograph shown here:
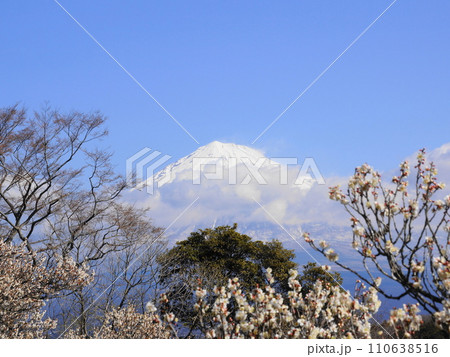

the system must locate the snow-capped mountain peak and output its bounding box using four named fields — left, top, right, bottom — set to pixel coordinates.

left=194, top=141, right=265, bottom=161
left=152, top=141, right=280, bottom=187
